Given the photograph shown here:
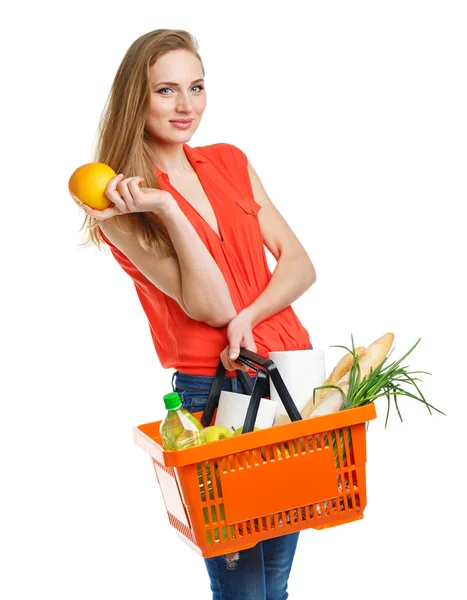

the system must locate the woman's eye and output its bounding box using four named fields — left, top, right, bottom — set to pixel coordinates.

left=157, top=85, right=204, bottom=95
